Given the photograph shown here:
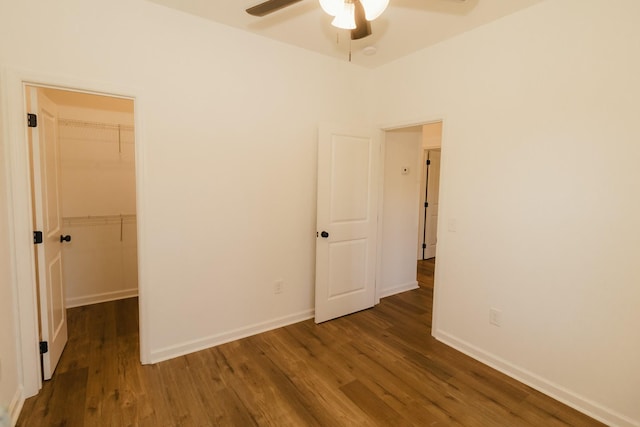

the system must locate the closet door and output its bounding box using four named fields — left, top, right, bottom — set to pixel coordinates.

left=29, top=86, right=69, bottom=380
